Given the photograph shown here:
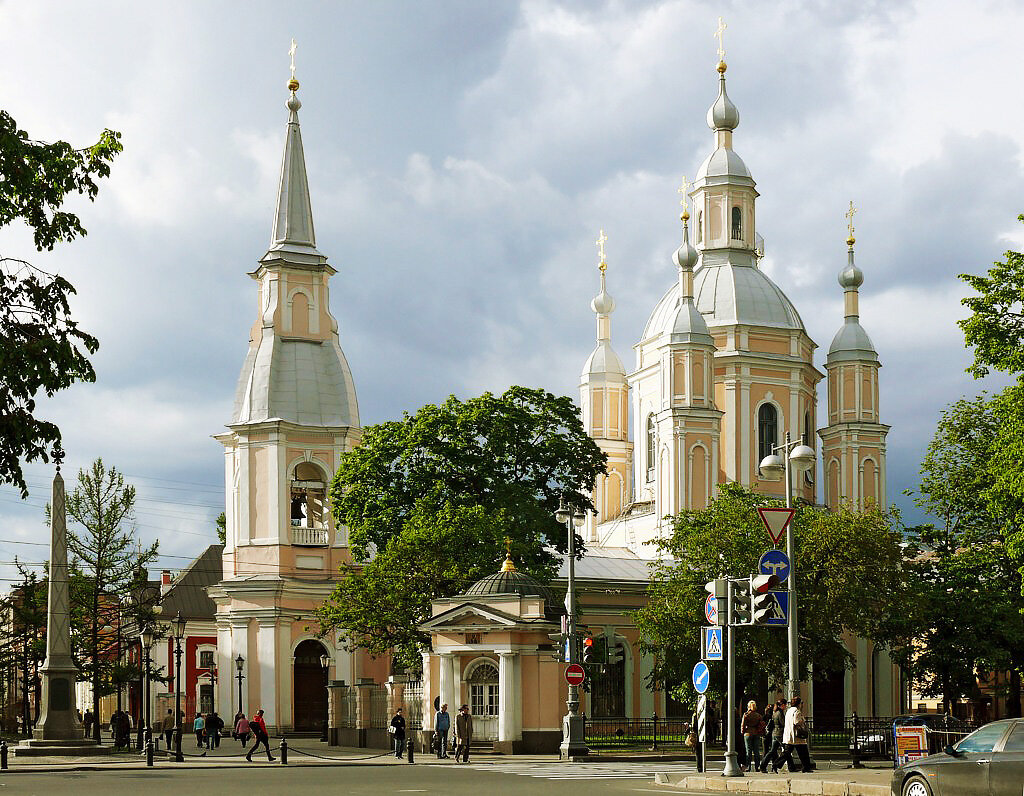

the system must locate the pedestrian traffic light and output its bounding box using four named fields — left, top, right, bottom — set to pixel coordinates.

left=751, top=573, right=782, bottom=625
left=581, top=634, right=597, bottom=666
left=548, top=632, right=568, bottom=661
left=730, top=578, right=752, bottom=625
